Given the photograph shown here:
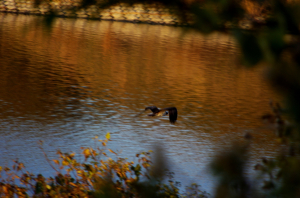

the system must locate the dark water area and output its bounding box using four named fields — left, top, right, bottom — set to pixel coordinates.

left=0, top=13, right=281, bottom=193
